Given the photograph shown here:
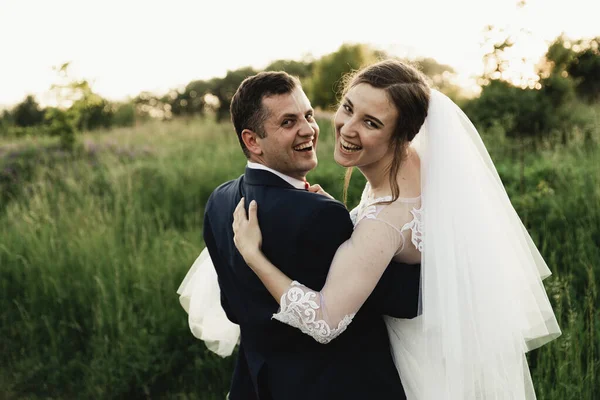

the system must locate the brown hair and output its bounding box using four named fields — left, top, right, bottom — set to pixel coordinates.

left=230, top=71, right=301, bottom=158
left=340, top=59, right=431, bottom=204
